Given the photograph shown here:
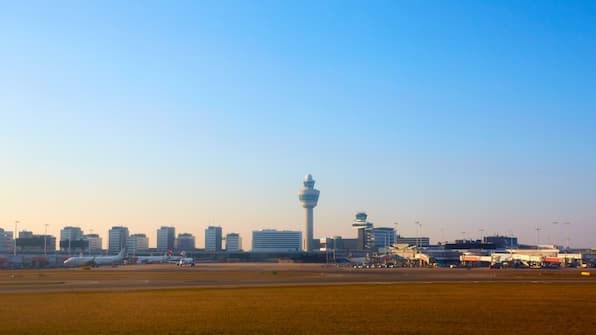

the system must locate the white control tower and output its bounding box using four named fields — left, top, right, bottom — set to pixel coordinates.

left=298, top=174, right=320, bottom=252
